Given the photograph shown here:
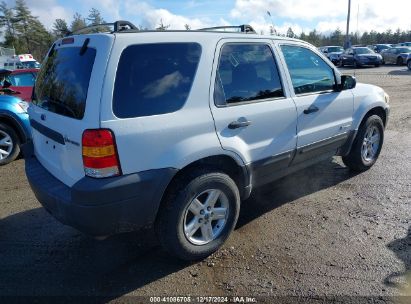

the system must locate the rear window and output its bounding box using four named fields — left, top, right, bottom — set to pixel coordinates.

left=34, top=46, right=96, bottom=119
left=113, top=43, right=201, bottom=118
